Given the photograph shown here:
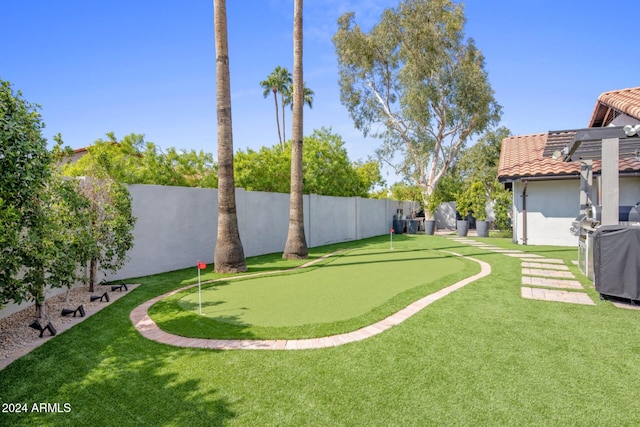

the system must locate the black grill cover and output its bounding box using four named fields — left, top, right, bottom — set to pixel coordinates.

left=593, top=225, right=640, bottom=300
